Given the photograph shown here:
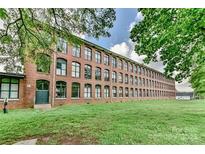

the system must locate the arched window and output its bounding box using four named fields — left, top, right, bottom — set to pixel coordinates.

left=95, top=67, right=101, bottom=80
left=84, top=47, right=92, bottom=61
left=104, top=69, right=110, bottom=81
left=112, top=71, right=117, bottom=83
left=84, top=84, right=92, bottom=98
left=57, top=37, right=67, bottom=54
left=125, top=87, right=129, bottom=97
left=130, top=88, right=134, bottom=97
left=104, top=86, right=110, bottom=98
left=72, top=62, right=80, bottom=78
left=112, top=86, right=117, bottom=97
left=85, top=64, right=92, bottom=79
left=95, top=85, right=101, bottom=98
left=56, top=81, right=66, bottom=98
left=72, top=82, right=80, bottom=98
left=56, top=58, right=67, bottom=76
left=72, top=44, right=81, bottom=57
left=119, top=87, right=123, bottom=97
